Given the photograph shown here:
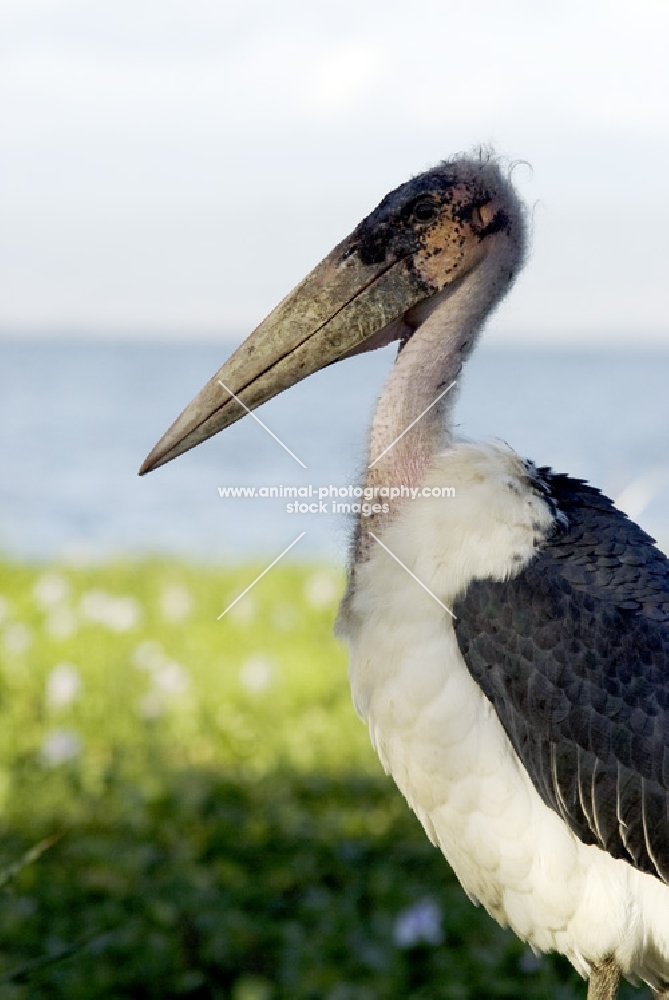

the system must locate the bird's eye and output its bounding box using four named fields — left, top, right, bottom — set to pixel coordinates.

left=413, top=200, right=437, bottom=222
